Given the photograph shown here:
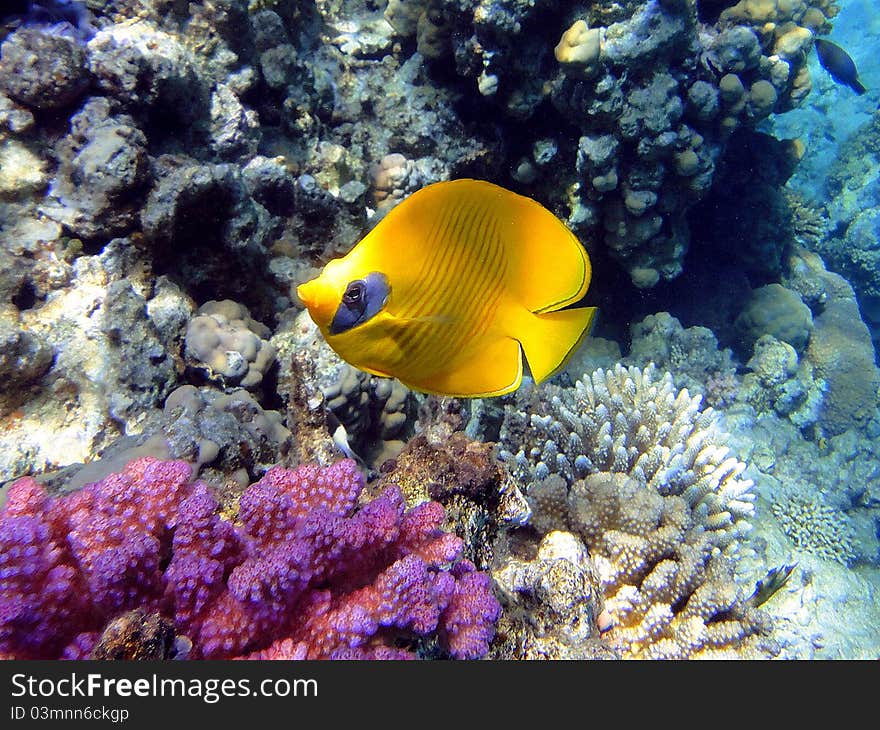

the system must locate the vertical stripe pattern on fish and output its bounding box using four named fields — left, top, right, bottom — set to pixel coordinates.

left=297, top=179, right=597, bottom=397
